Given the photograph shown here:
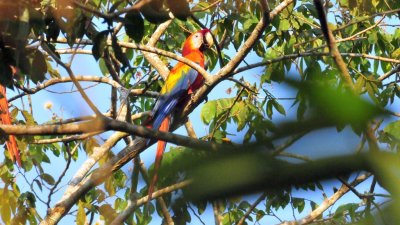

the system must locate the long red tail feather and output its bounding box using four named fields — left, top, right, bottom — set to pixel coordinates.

left=148, top=117, right=170, bottom=202
left=0, top=85, right=21, bottom=166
